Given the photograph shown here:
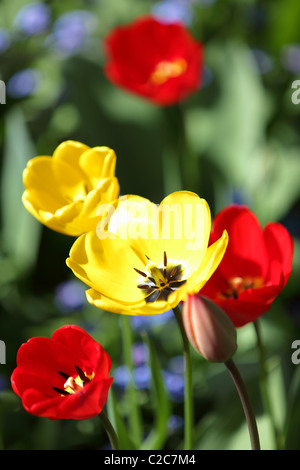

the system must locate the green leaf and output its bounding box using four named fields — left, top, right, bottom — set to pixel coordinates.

left=106, top=389, right=137, bottom=450
left=140, top=333, right=171, bottom=450
left=1, top=106, right=42, bottom=274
